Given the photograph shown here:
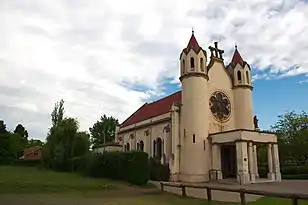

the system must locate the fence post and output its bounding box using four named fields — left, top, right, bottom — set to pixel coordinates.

left=206, top=187, right=212, bottom=201
left=240, top=189, right=246, bottom=205
left=292, top=196, right=298, bottom=205
left=181, top=185, right=186, bottom=196
left=160, top=182, right=164, bottom=192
